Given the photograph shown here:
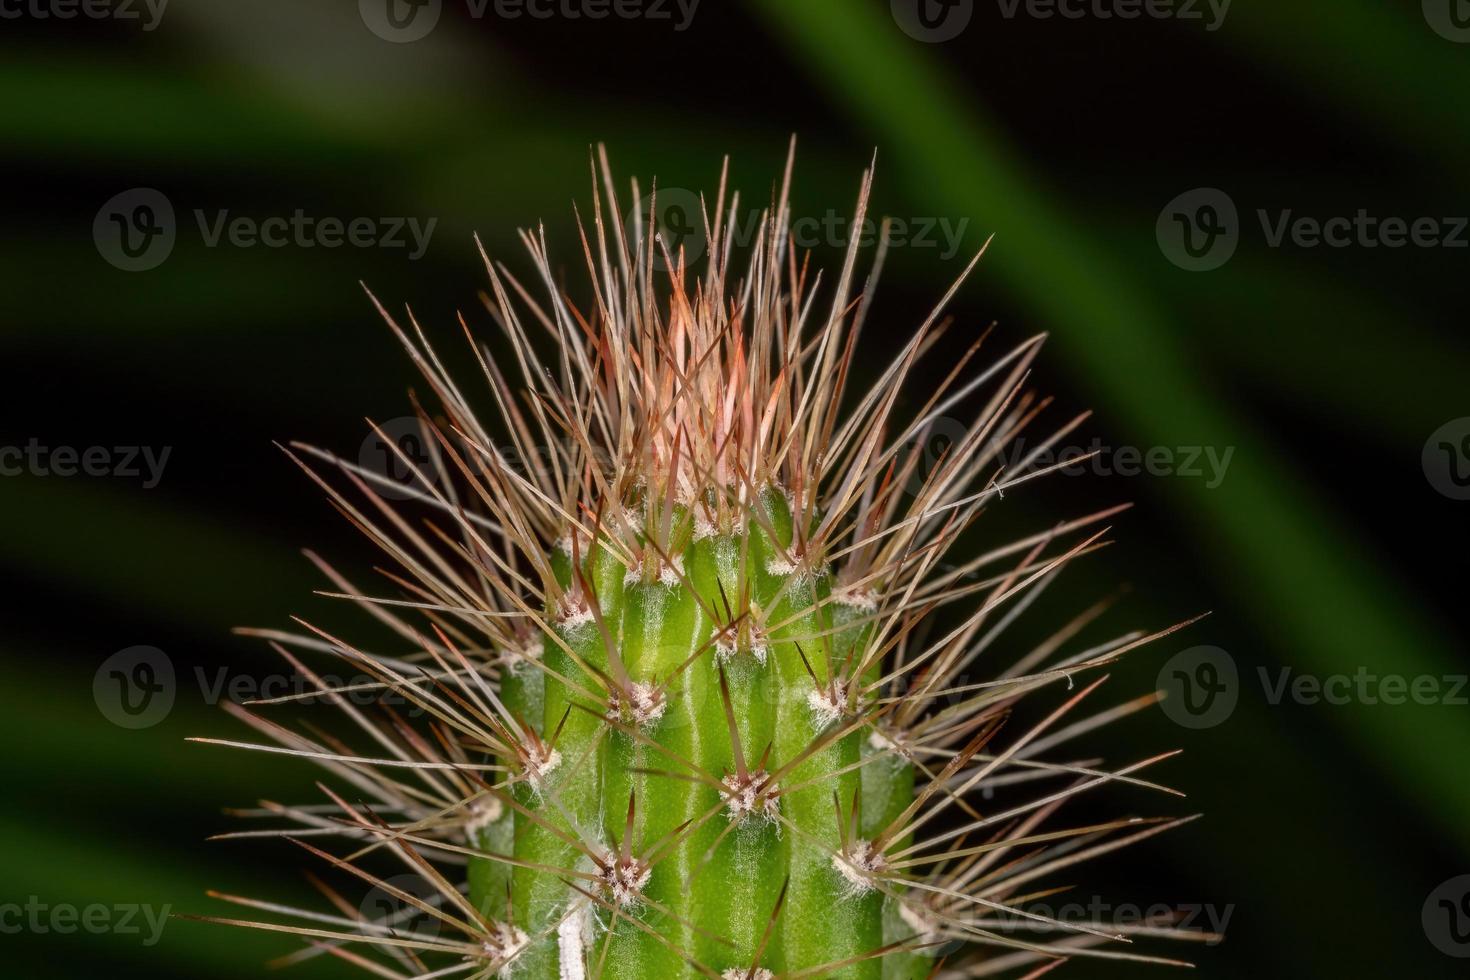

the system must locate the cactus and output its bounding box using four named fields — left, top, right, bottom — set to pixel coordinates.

left=194, top=147, right=1206, bottom=979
